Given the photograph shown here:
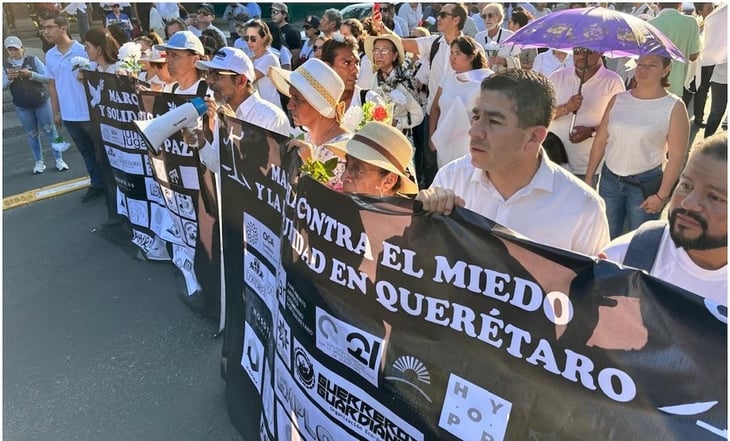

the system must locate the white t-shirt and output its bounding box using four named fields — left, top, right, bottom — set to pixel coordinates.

left=431, top=153, right=610, bottom=255
left=415, top=34, right=456, bottom=111
left=45, top=41, right=90, bottom=121
left=199, top=91, right=291, bottom=173
left=548, top=65, right=625, bottom=175
left=253, top=52, right=283, bottom=110
left=533, top=50, right=574, bottom=77
left=603, top=225, right=727, bottom=306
